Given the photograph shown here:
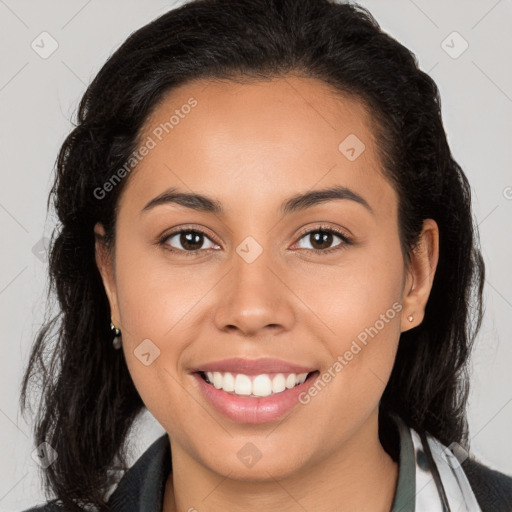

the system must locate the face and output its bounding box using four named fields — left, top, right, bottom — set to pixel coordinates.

left=95, top=75, right=438, bottom=482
